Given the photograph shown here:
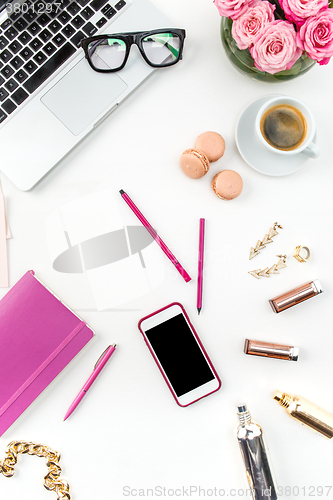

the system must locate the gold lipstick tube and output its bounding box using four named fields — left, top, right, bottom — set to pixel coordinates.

left=269, top=279, right=322, bottom=313
left=244, top=339, right=299, bottom=361
left=273, top=391, right=333, bottom=439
